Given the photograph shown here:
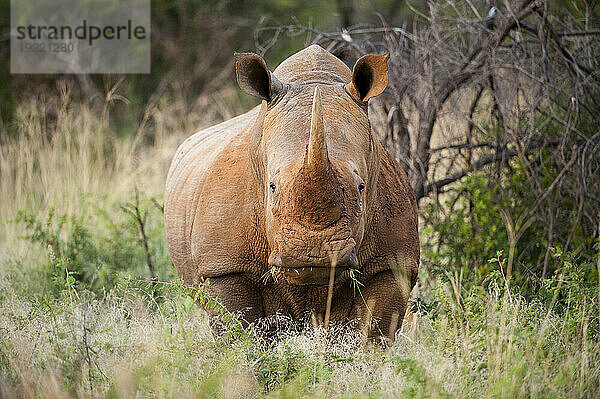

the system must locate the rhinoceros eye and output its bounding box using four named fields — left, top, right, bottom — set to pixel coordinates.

left=358, top=182, right=365, bottom=193
left=269, top=182, right=277, bottom=194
